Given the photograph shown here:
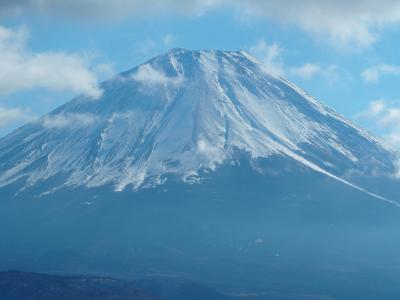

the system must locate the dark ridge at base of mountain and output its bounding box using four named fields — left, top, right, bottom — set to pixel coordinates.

left=0, top=271, right=235, bottom=300
left=0, top=270, right=160, bottom=300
